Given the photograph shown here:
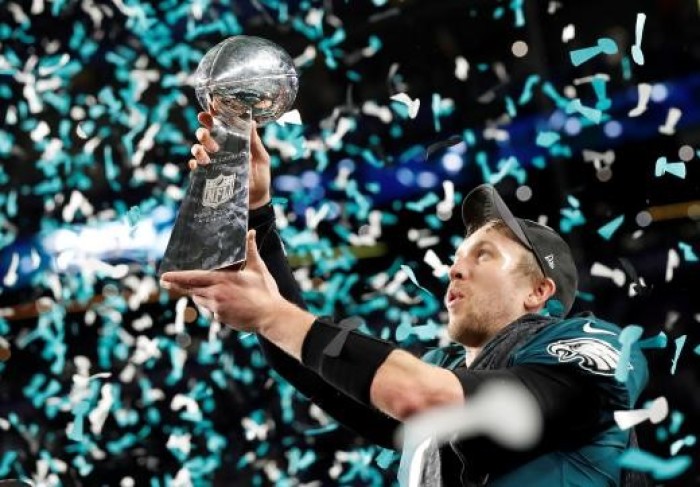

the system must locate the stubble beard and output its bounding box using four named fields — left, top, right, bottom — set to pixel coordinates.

left=447, top=299, right=502, bottom=347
